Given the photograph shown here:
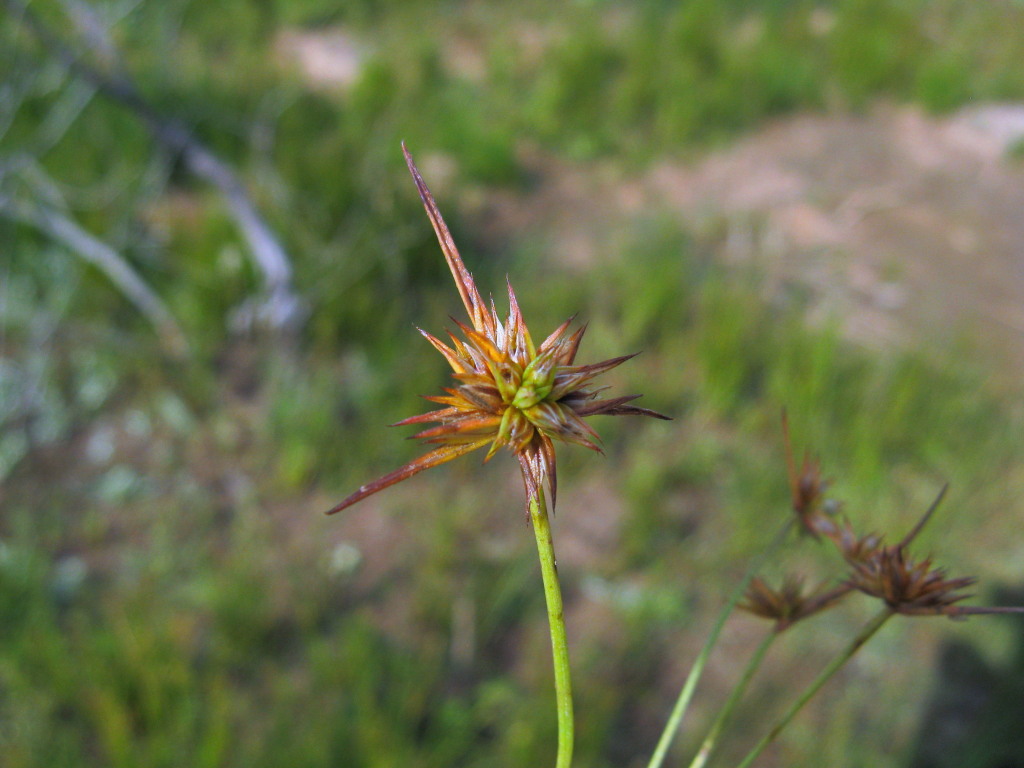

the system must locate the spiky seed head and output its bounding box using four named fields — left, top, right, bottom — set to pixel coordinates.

left=324, top=145, right=669, bottom=517
left=740, top=575, right=850, bottom=631
left=846, top=545, right=976, bottom=616
left=781, top=410, right=836, bottom=538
